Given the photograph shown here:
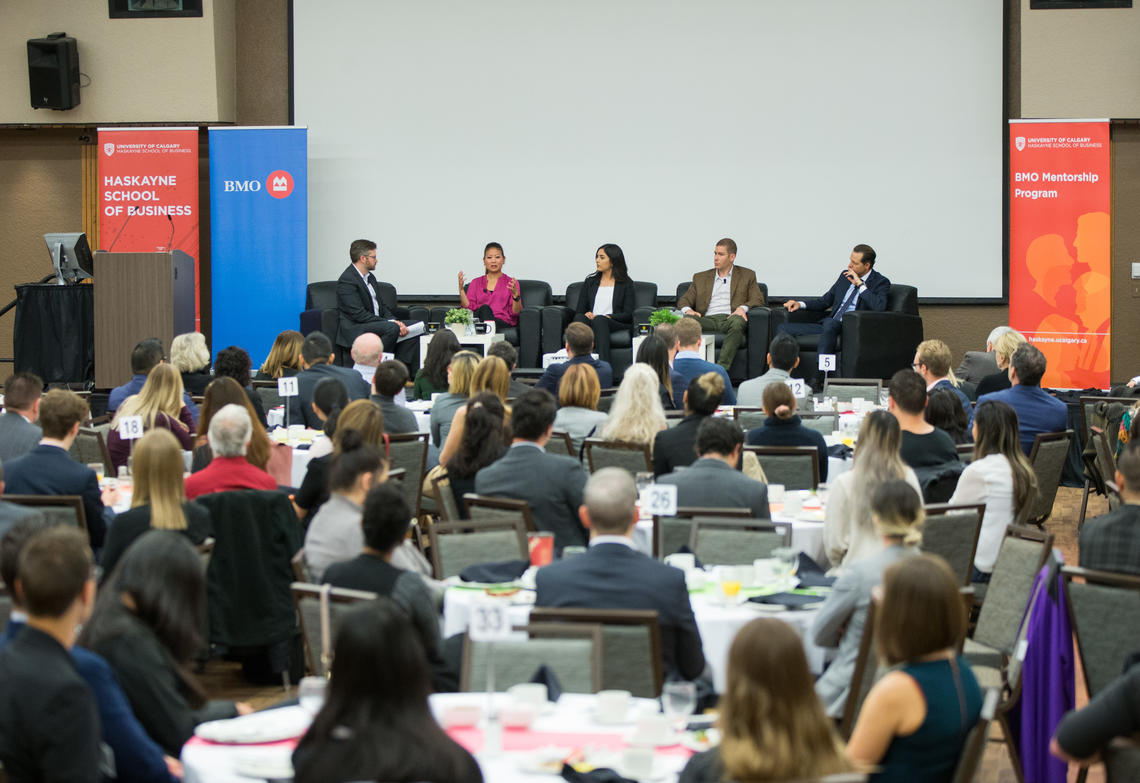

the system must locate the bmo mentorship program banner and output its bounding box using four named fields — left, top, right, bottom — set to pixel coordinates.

left=97, top=127, right=200, bottom=324
left=208, top=127, right=307, bottom=363
left=1009, top=120, right=1110, bottom=389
